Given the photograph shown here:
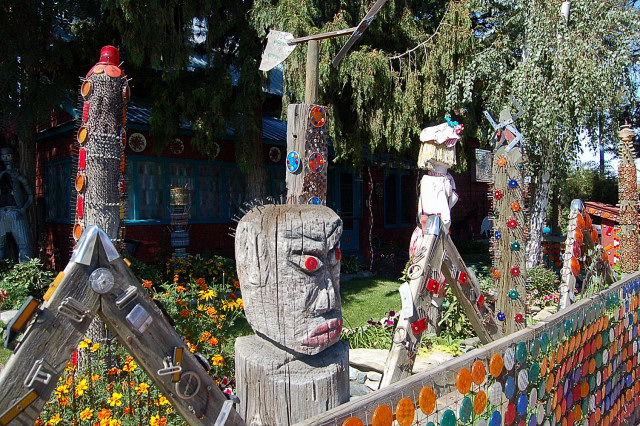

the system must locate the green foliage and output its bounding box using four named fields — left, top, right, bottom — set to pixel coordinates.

left=123, top=255, right=163, bottom=285
left=439, top=289, right=474, bottom=340
left=526, top=265, right=559, bottom=309
left=341, top=323, right=394, bottom=349
left=0, top=259, right=55, bottom=310
left=341, top=255, right=365, bottom=275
